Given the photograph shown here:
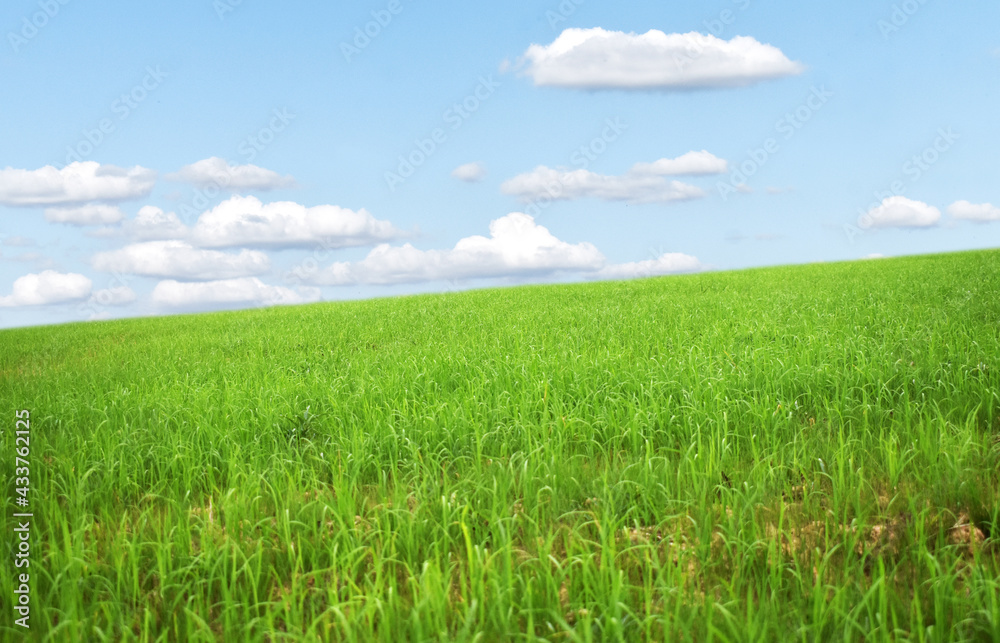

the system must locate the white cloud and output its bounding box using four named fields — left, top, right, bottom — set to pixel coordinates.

left=89, top=286, right=137, bottom=307
left=0, top=162, right=156, bottom=206
left=151, top=277, right=320, bottom=310
left=864, top=254, right=887, bottom=259
left=860, top=196, right=941, bottom=229
left=5, top=252, right=48, bottom=265
left=629, top=151, right=728, bottom=176
left=596, top=253, right=704, bottom=280
left=520, top=28, right=804, bottom=89
left=165, top=157, right=296, bottom=191
left=947, top=200, right=1000, bottom=222
left=125, top=206, right=190, bottom=241
left=0, top=270, right=92, bottom=307
left=191, top=195, right=404, bottom=249
left=500, top=165, right=705, bottom=204
left=311, top=212, right=605, bottom=285
left=452, top=162, right=487, bottom=182
left=44, top=204, right=125, bottom=225
left=92, top=241, right=271, bottom=280
left=2, top=236, right=35, bottom=247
